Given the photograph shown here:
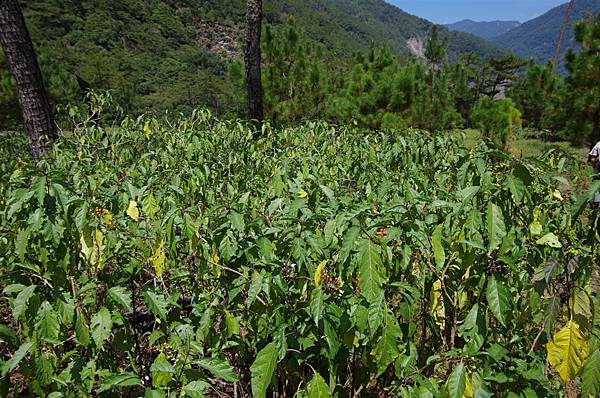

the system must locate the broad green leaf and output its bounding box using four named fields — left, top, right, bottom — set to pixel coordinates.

left=97, top=373, right=141, bottom=392
left=310, top=288, right=325, bottom=326
left=247, top=272, right=264, bottom=307
left=459, top=186, right=480, bottom=203
left=229, top=211, right=245, bottom=232
left=486, top=203, right=506, bottom=253
left=1, top=342, right=33, bottom=376
left=127, top=200, right=140, bottom=221
left=12, top=285, right=36, bottom=320
left=142, top=192, right=158, bottom=220
left=144, top=389, right=165, bottom=398
left=505, top=174, right=525, bottom=204
left=75, top=313, right=91, bottom=347
left=35, top=301, right=60, bottom=344
left=225, top=311, right=240, bottom=337
left=307, top=372, right=332, bottom=398
left=486, top=276, right=510, bottom=327
left=151, top=352, right=175, bottom=388
left=570, top=289, right=592, bottom=320
left=544, top=296, right=561, bottom=337
left=108, top=286, right=132, bottom=311
left=546, top=320, right=589, bottom=382
left=357, top=239, right=387, bottom=303
left=250, top=343, right=278, bottom=398
left=15, top=228, right=29, bottom=261
left=142, top=290, right=168, bottom=321
left=219, top=233, right=237, bottom=262
left=432, top=224, right=445, bottom=270
left=91, top=307, right=112, bottom=348
left=195, top=357, right=238, bottom=382
left=372, top=311, right=402, bottom=376
left=446, top=363, right=466, bottom=398
left=582, top=350, right=600, bottom=398
left=182, top=380, right=210, bottom=398
left=536, top=233, right=562, bottom=248
left=35, top=352, right=54, bottom=387
left=368, top=297, right=384, bottom=334
left=339, top=226, right=360, bottom=264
